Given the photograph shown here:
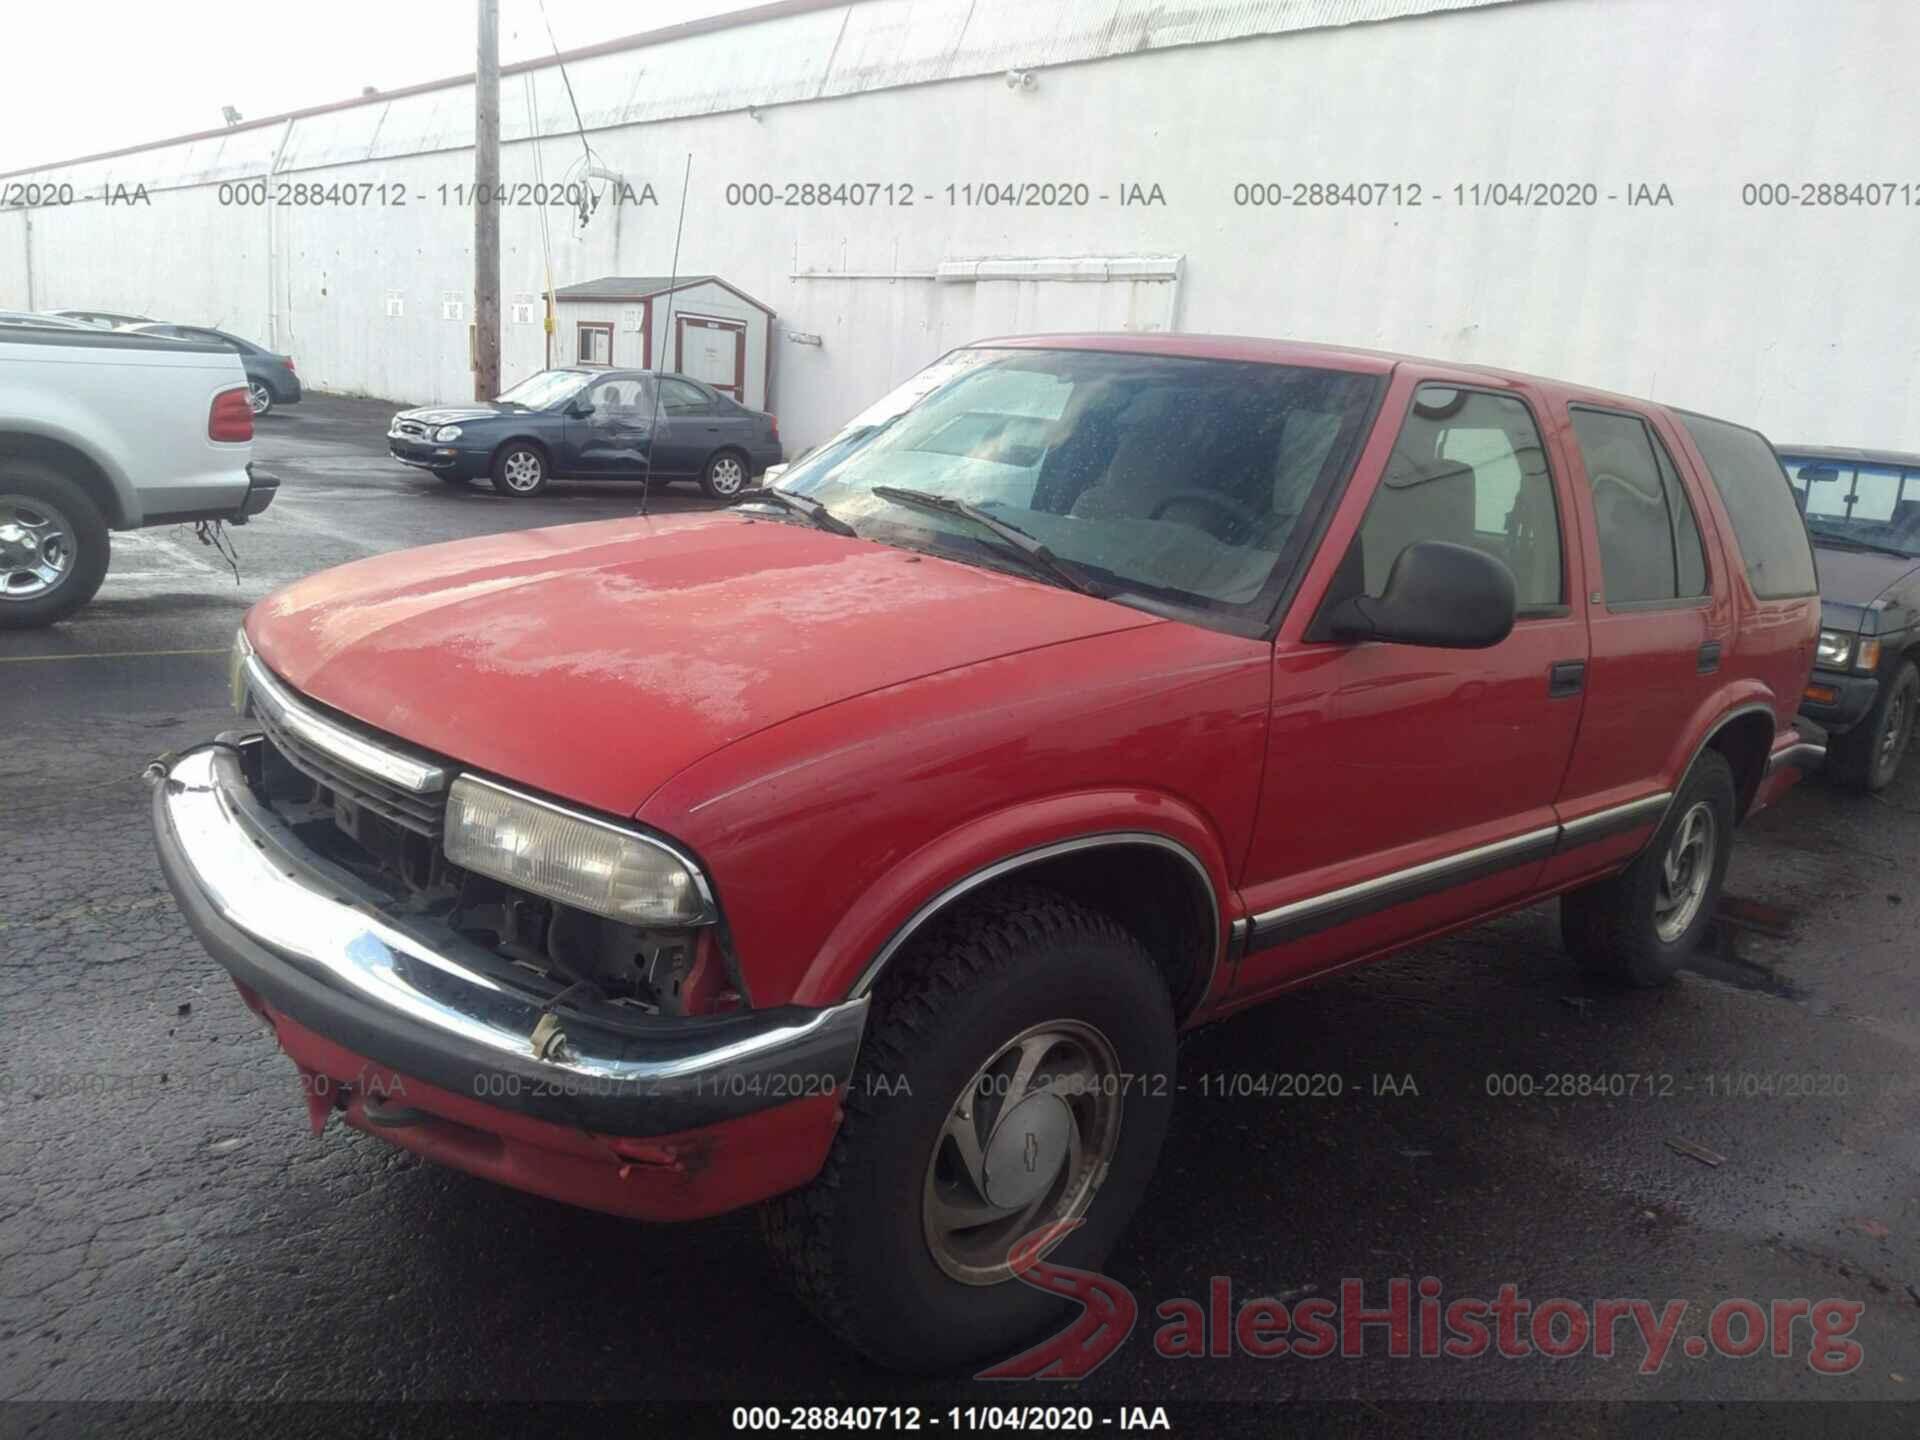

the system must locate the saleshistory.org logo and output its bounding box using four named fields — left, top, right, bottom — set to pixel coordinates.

left=977, top=1223, right=1866, bottom=1381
